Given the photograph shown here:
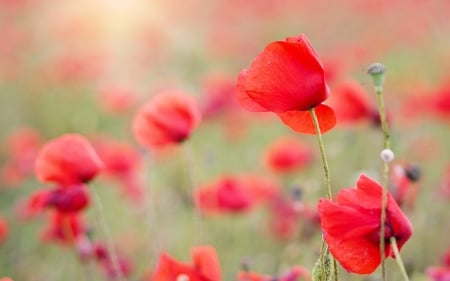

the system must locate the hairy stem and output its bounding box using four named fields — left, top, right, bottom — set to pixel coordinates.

left=390, top=237, right=410, bottom=281
left=375, top=87, right=390, bottom=281
left=309, top=108, right=337, bottom=281
left=92, top=185, right=127, bottom=281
